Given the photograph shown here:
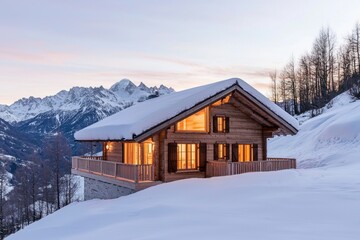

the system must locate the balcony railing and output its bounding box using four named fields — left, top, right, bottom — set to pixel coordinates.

left=206, top=158, right=296, bottom=177
left=72, top=157, right=155, bottom=182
